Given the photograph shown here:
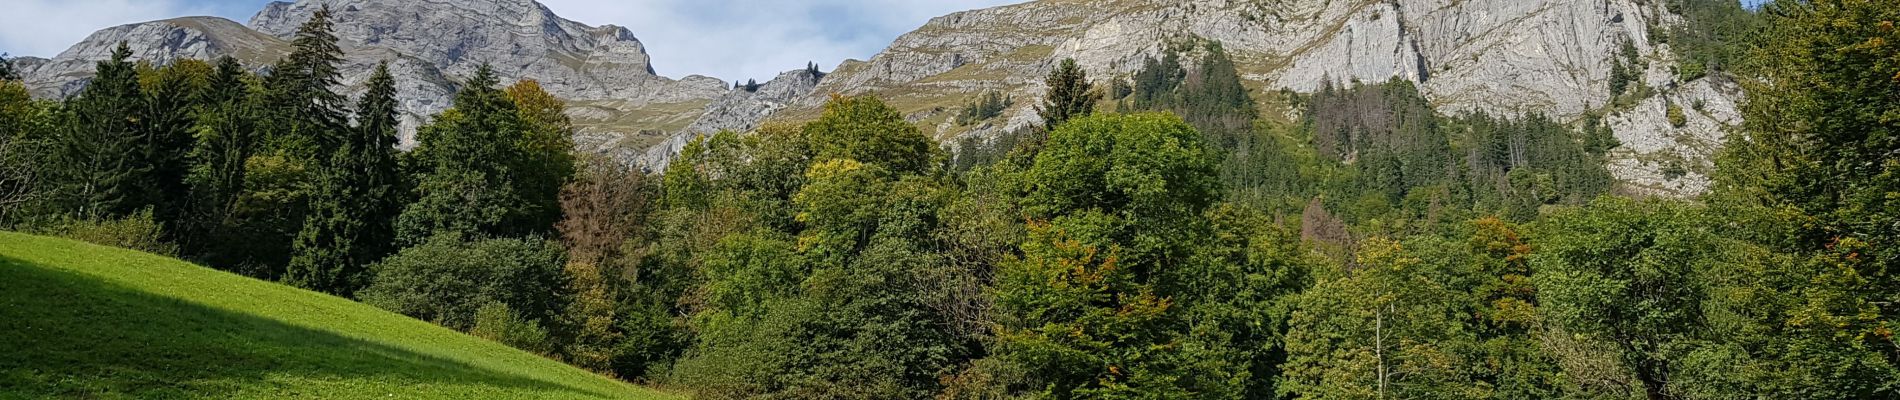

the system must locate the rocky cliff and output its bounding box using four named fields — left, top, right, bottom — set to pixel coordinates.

left=19, top=0, right=1737, bottom=196
left=738, top=0, right=1742, bottom=196
left=633, top=68, right=827, bottom=167
left=20, top=17, right=292, bottom=98
left=21, top=0, right=729, bottom=148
